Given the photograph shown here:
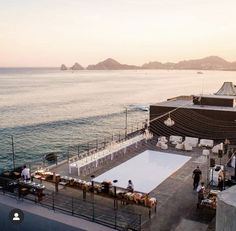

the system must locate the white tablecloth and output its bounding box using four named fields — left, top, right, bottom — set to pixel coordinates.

left=209, top=165, right=224, bottom=186
left=231, top=156, right=235, bottom=168
left=69, top=135, right=144, bottom=176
